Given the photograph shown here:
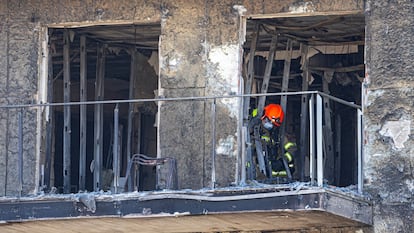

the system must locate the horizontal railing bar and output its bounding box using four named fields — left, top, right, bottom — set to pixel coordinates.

left=0, top=91, right=360, bottom=110
left=0, top=91, right=318, bottom=108
left=318, top=92, right=361, bottom=109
